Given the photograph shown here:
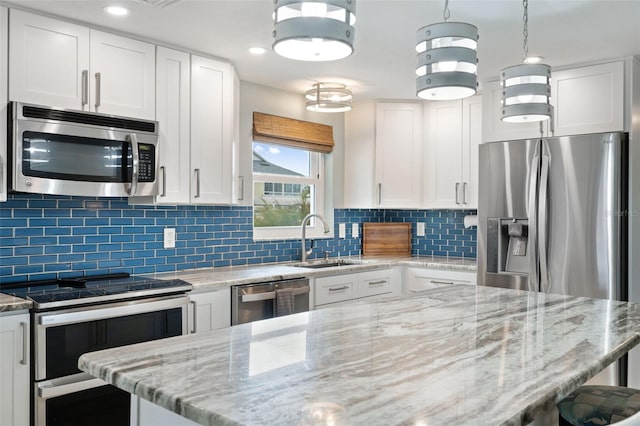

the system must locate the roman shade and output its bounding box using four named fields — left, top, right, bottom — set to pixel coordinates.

left=252, top=112, right=335, bottom=153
